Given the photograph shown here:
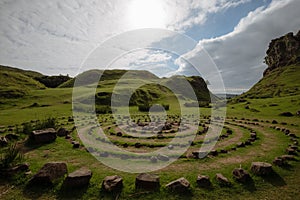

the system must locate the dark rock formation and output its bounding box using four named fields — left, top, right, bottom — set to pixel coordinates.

left=264, top=31, right=300, bottom=76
